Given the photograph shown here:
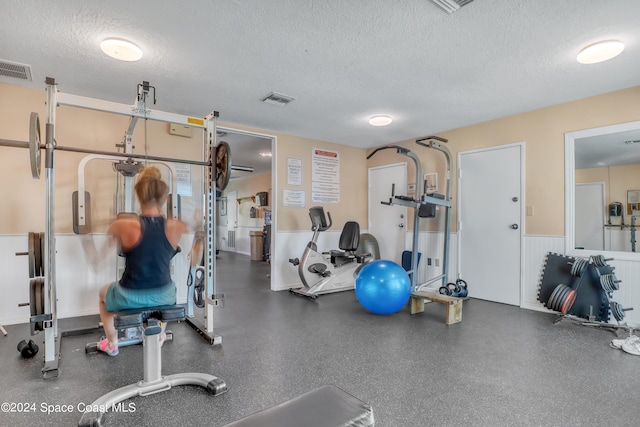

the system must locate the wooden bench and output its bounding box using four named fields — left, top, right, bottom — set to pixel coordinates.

left=410, top=291, right=463, bottom=324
